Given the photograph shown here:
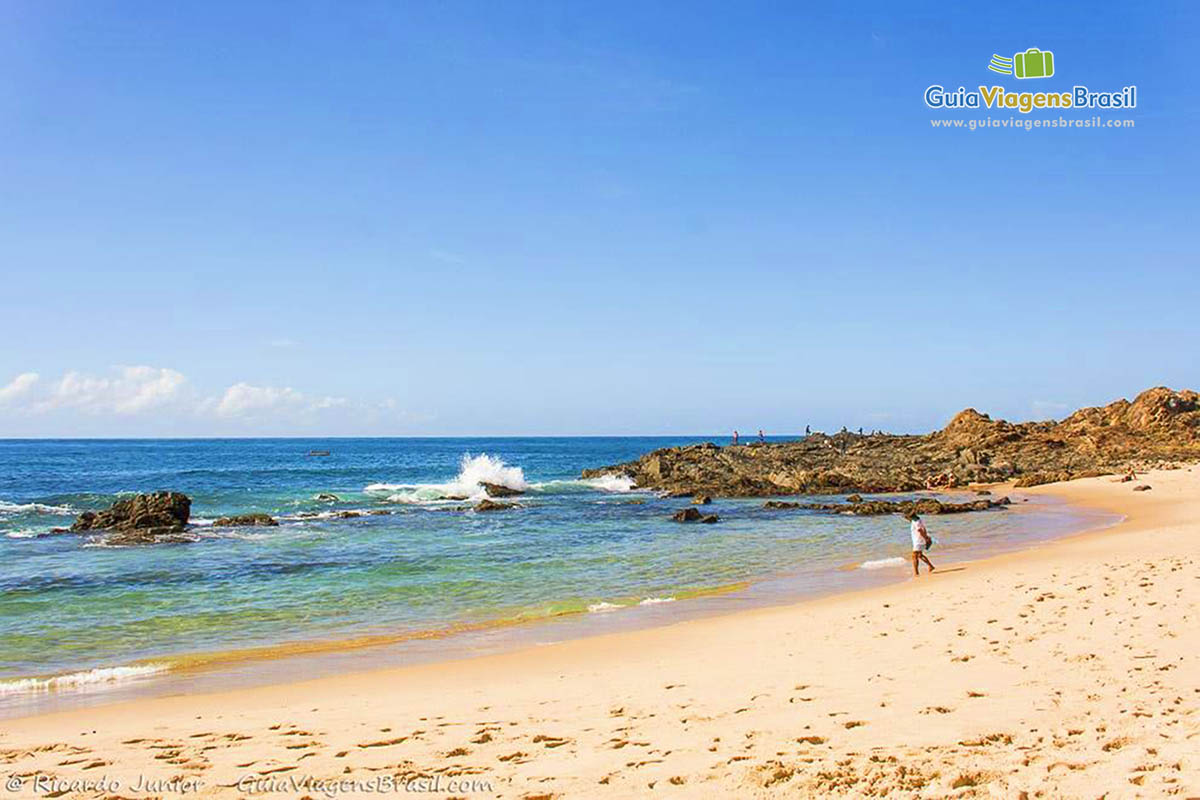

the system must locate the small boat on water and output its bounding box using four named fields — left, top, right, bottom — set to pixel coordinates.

left=307, top=450, right=331, bottom=457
